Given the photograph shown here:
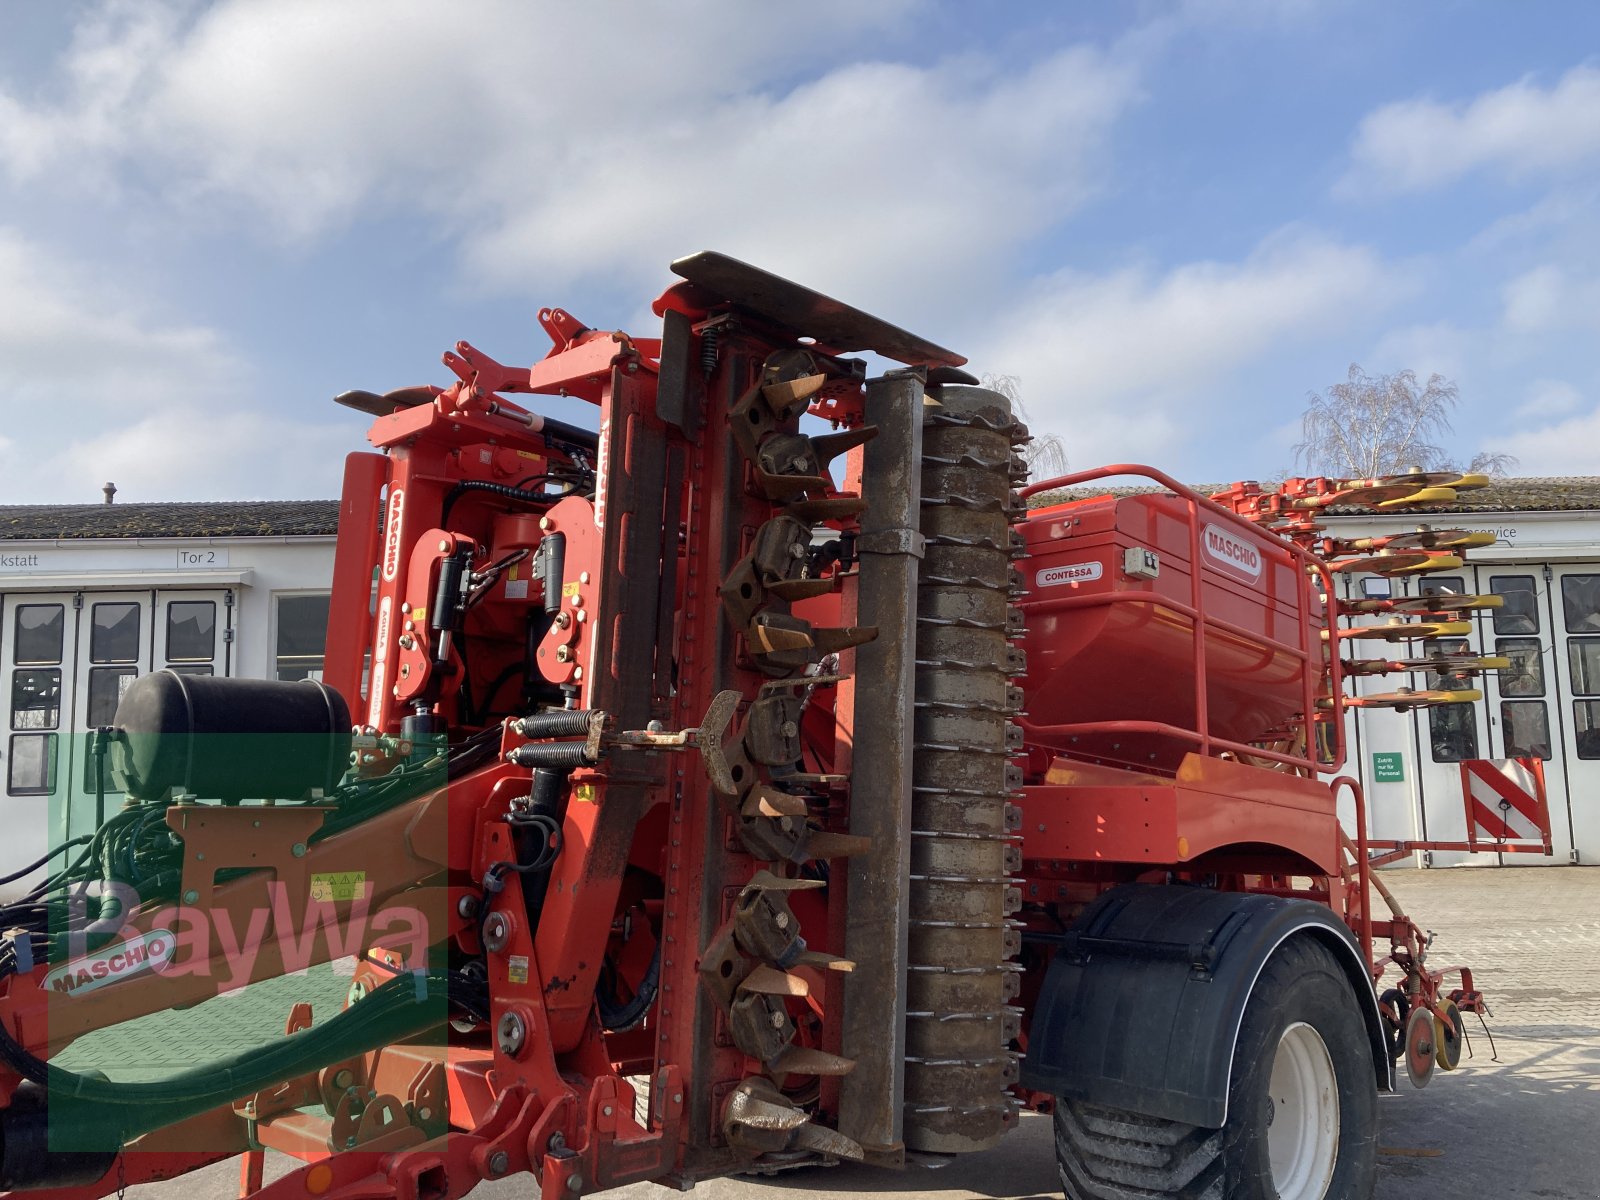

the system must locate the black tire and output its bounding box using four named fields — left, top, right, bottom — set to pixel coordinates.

left=1378, top=988, right=1410, bottom=1061
left=1053, top=937, right=1377, bottom=1200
